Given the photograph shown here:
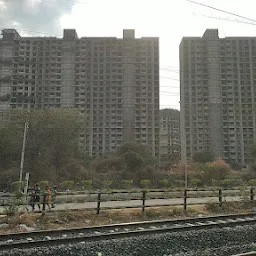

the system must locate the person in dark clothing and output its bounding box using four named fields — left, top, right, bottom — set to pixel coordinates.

left=28, top=187, right=35, bottom=211
left=34, top=184, right=41, bottom=211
